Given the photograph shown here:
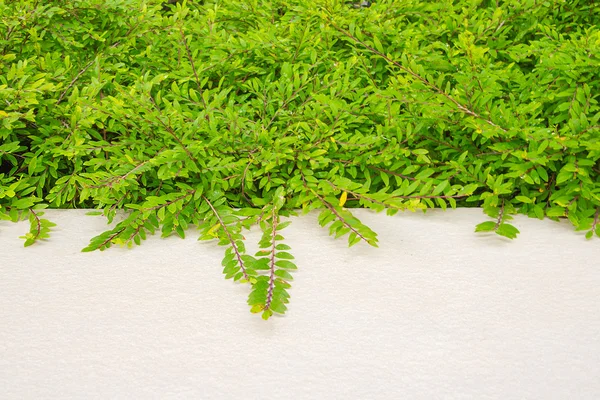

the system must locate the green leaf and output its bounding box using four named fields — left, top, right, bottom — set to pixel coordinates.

left=515, top=196, right=532, bottom=203
left=556, top=170, right=572, bottom=185
left=348, top=232, right=361, bottom=247
left=475, top=221, right=496, bottom=232
left=261, top=309, right=273, bottom=320
left=275, top=251, right=294, bottom=259
left=533, top=205, right=545, bottom=219
left=250, top=304, right=264, bottom=313
left=12, top=197, right=36, bottom=209
left=415, top=168, right=435, bottom=180
left=380, top=172, right=389, bottom=187
left=274, top=270, right=293, bottom=280
left=269, top=299, right=287, bottom=314
left=372, top=35, right=384, bottom=53
left=175, top=225, right=186, bottom=239
left=496, top=223, right=520, bottom=239
left=278, top=221, right=292, bottom=230
left=275, top=260, right=297, bottom=270
left=459, top=184, right=479, bottom=196
left=546, top=207, right=566, bottom=217
left=432, top=181, right=449, bottom=196
left=536, top=167, right=548, bottom=182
